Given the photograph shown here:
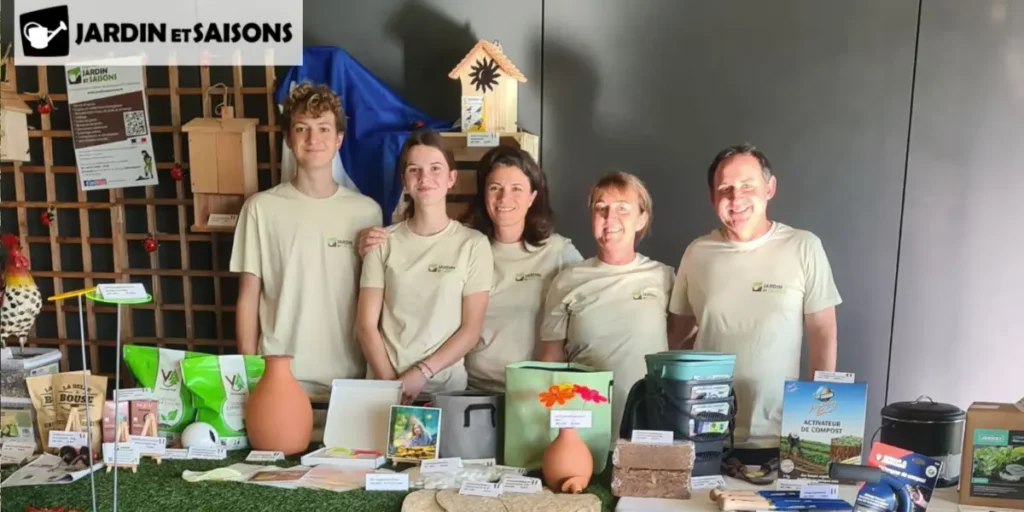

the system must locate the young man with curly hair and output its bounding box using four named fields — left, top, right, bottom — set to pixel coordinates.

left=230, top=82, right=383, bottom=399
